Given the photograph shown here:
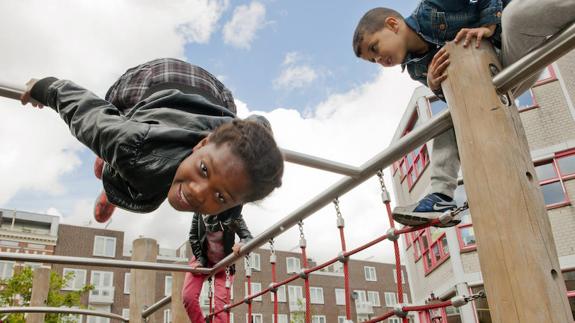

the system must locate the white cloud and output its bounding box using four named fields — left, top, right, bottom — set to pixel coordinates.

left=222, top=1, right=266, bottom=49
left=273, top=65, right=318, bottom=90
left=282, top=51, right=303, bottom=66
left=0, top=0, right=228, bottom=204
